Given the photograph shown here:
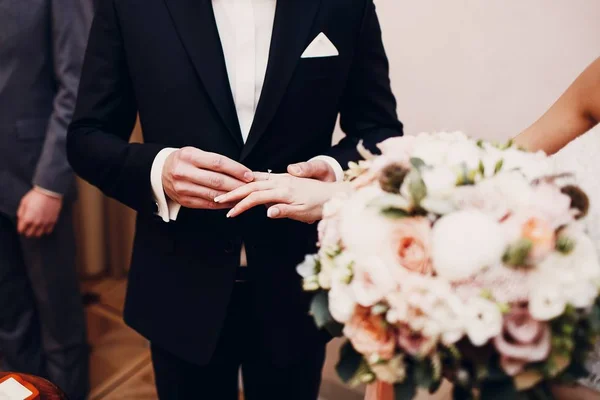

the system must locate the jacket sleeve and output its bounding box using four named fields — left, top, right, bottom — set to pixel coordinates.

left=33, top=0, right=95, bottom=195
left=328, top=0, right=403, bottom=170
left=67, top=0, right=165, bottom=214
